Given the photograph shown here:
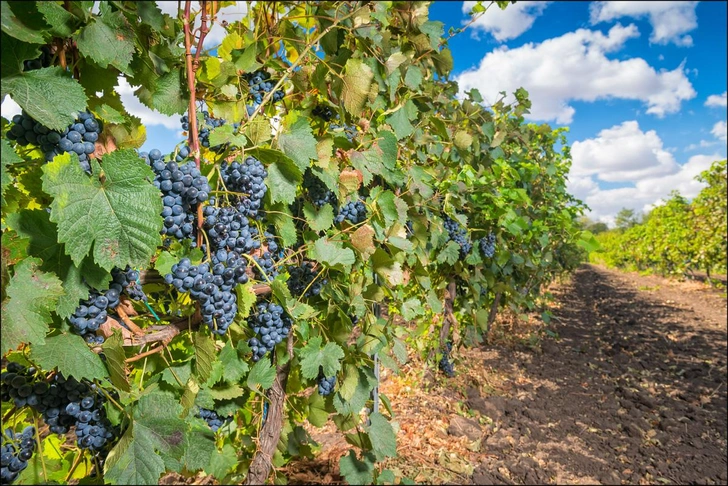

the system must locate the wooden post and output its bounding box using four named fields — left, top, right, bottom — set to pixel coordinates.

left=485, top=291, right=502, bottom=344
